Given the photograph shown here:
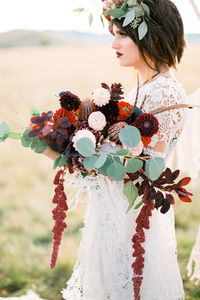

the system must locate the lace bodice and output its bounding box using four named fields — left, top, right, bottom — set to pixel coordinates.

left=126, top=76, right=187, bottom=160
